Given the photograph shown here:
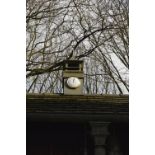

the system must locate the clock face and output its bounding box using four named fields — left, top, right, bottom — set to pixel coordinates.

left=66, top=77, right=81, bottom=89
